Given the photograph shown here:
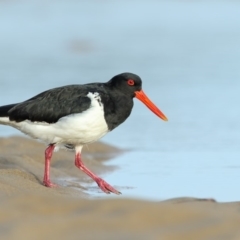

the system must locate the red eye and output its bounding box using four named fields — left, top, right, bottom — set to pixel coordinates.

left=127, top=79, right=135, bottom=86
